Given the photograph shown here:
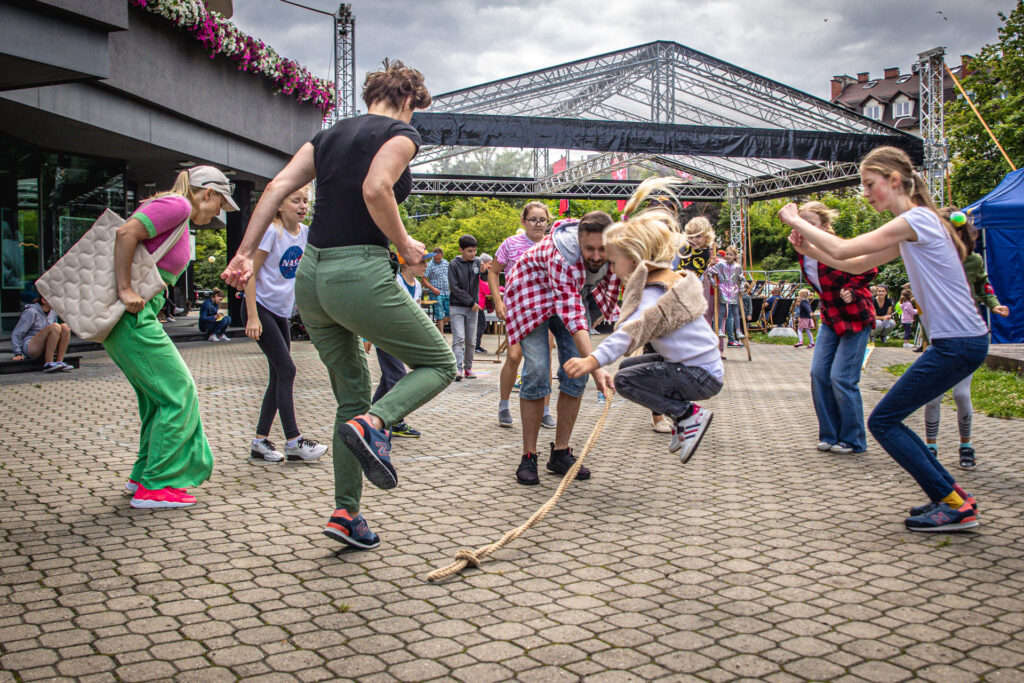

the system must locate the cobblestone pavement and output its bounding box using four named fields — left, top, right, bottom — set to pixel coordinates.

left=2, top=338, right=1023, bottom=682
